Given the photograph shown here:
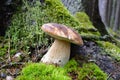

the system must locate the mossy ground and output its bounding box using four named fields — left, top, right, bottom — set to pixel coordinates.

left=16, top=59, right=107, bottom=80
left=108, top=28, right=120, bottom=38
left=16, top=63, right=71, bottom=80
left=97, top=41, right=120, bottom=61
